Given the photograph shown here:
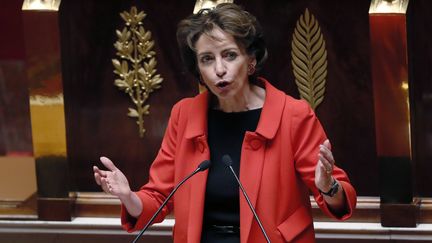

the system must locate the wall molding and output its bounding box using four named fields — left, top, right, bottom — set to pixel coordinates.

left=0, top=217, right=431, bottom=242
left=2, top=195, right=432, bottom=224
